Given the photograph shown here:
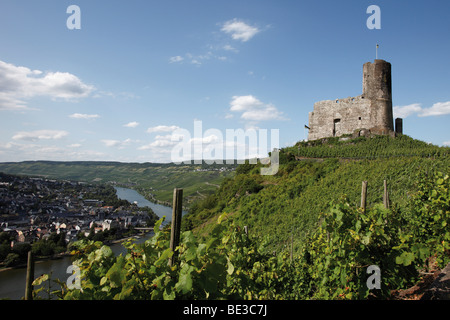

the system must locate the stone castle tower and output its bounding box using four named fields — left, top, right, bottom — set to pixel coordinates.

left=307, top=59, right=397, bottom=141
